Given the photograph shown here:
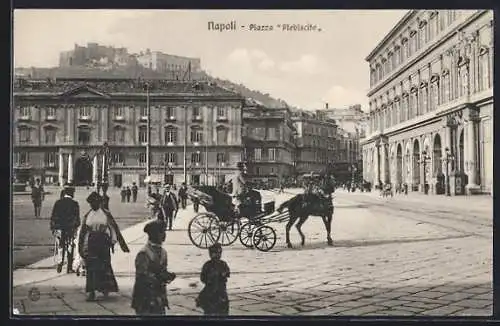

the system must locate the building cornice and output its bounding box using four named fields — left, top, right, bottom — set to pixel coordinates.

left=13, top=92, right=243, bottom=102
left=367, top=10, right=487, bottom=98
left=365, top=10, right=416, bottom=62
